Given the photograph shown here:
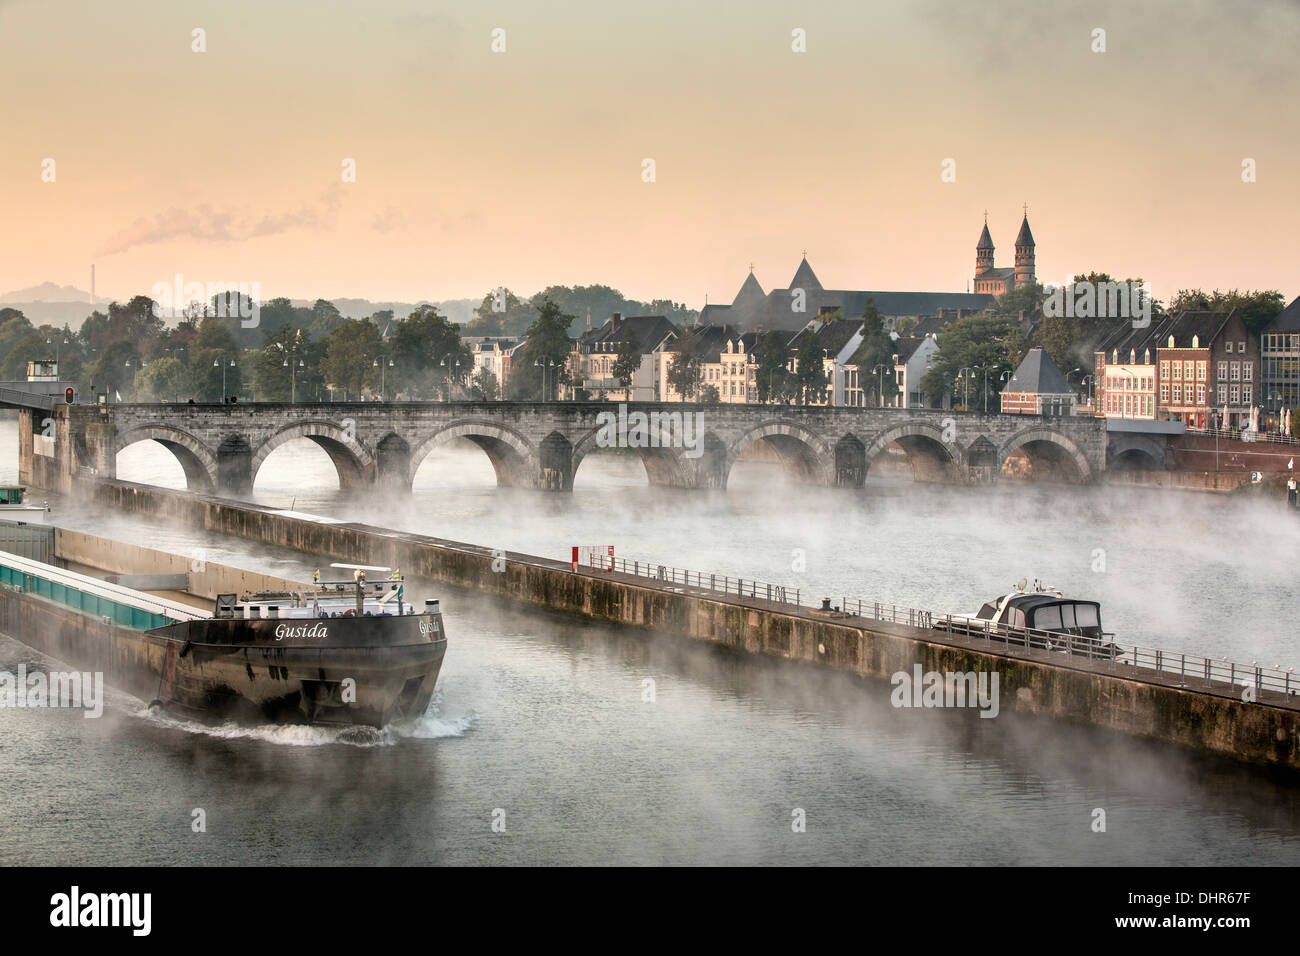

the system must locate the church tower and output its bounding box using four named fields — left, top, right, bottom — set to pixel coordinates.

left=1014, top=212, right=1036, bottom=288
left=975, top=219, right=994, bottom=276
